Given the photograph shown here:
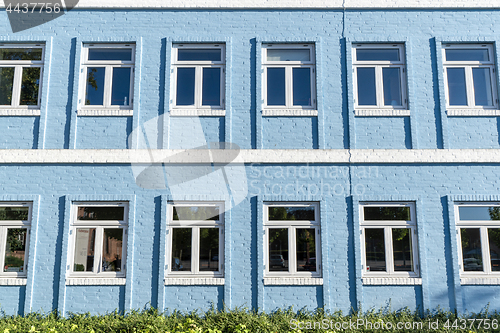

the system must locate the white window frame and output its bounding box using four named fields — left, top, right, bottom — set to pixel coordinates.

left=456, top=202, right=500, bottom=278
left=68, top=202, right=128, bottom=279
left=352, top=43, right=408, bottom=110
left=0, top=44, right=44, bottom=110
left=166, top=202, right=224, bottom=278
left=264, top=202, right=321, bottom=278
left=360, top=202, right=419, bottom=278
left=442, top=44, right=498, bottom=109
left=79, top=43, right=135, bottom=110
left=171, top=44, right=225, bottom=110
left=262, top=44, right=316, bottom=110
left=0, top=202, right=31, bottom=278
